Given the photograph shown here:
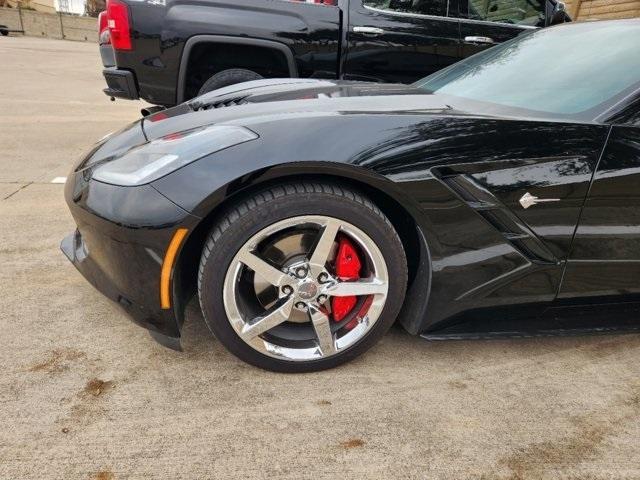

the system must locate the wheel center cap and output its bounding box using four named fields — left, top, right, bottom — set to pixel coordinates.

left=297, top=281, right=318, bottom=300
